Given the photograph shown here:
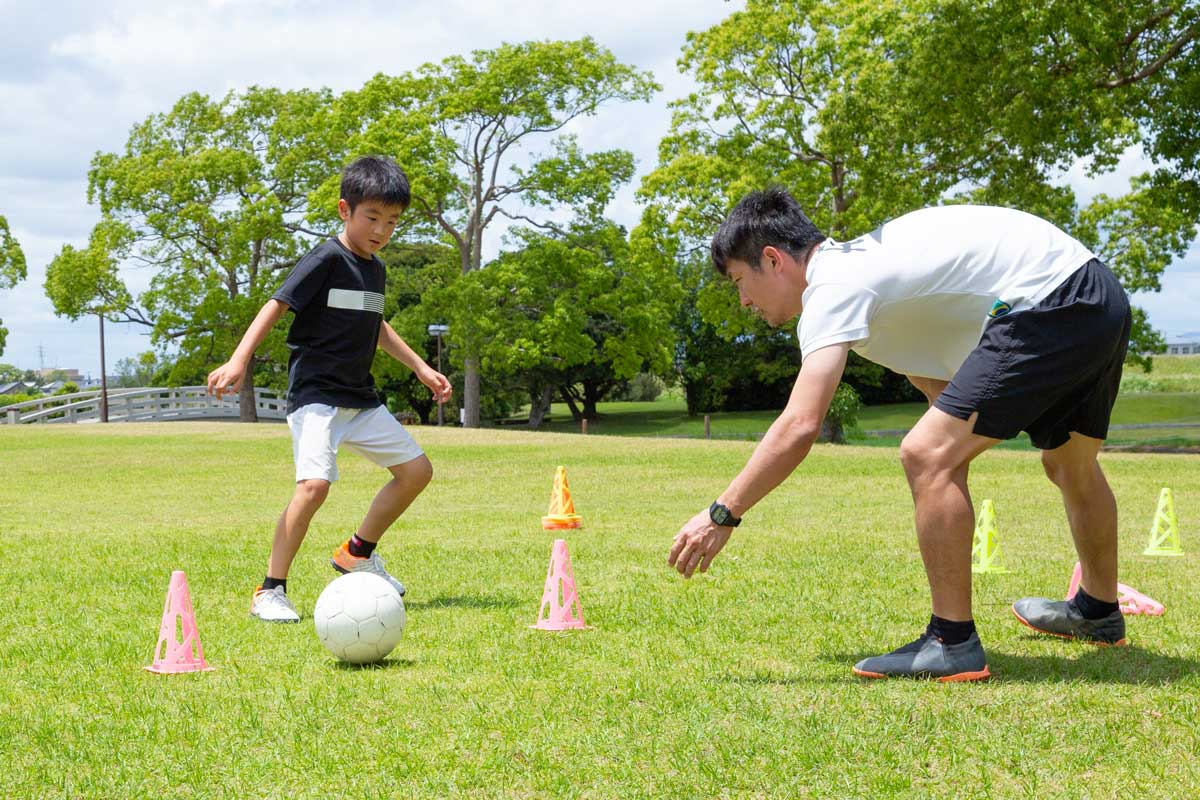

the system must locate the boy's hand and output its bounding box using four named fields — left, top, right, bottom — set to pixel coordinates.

left=418, top=367, right=453, bottom=403
left=206, top=361, right=246, bottom=400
